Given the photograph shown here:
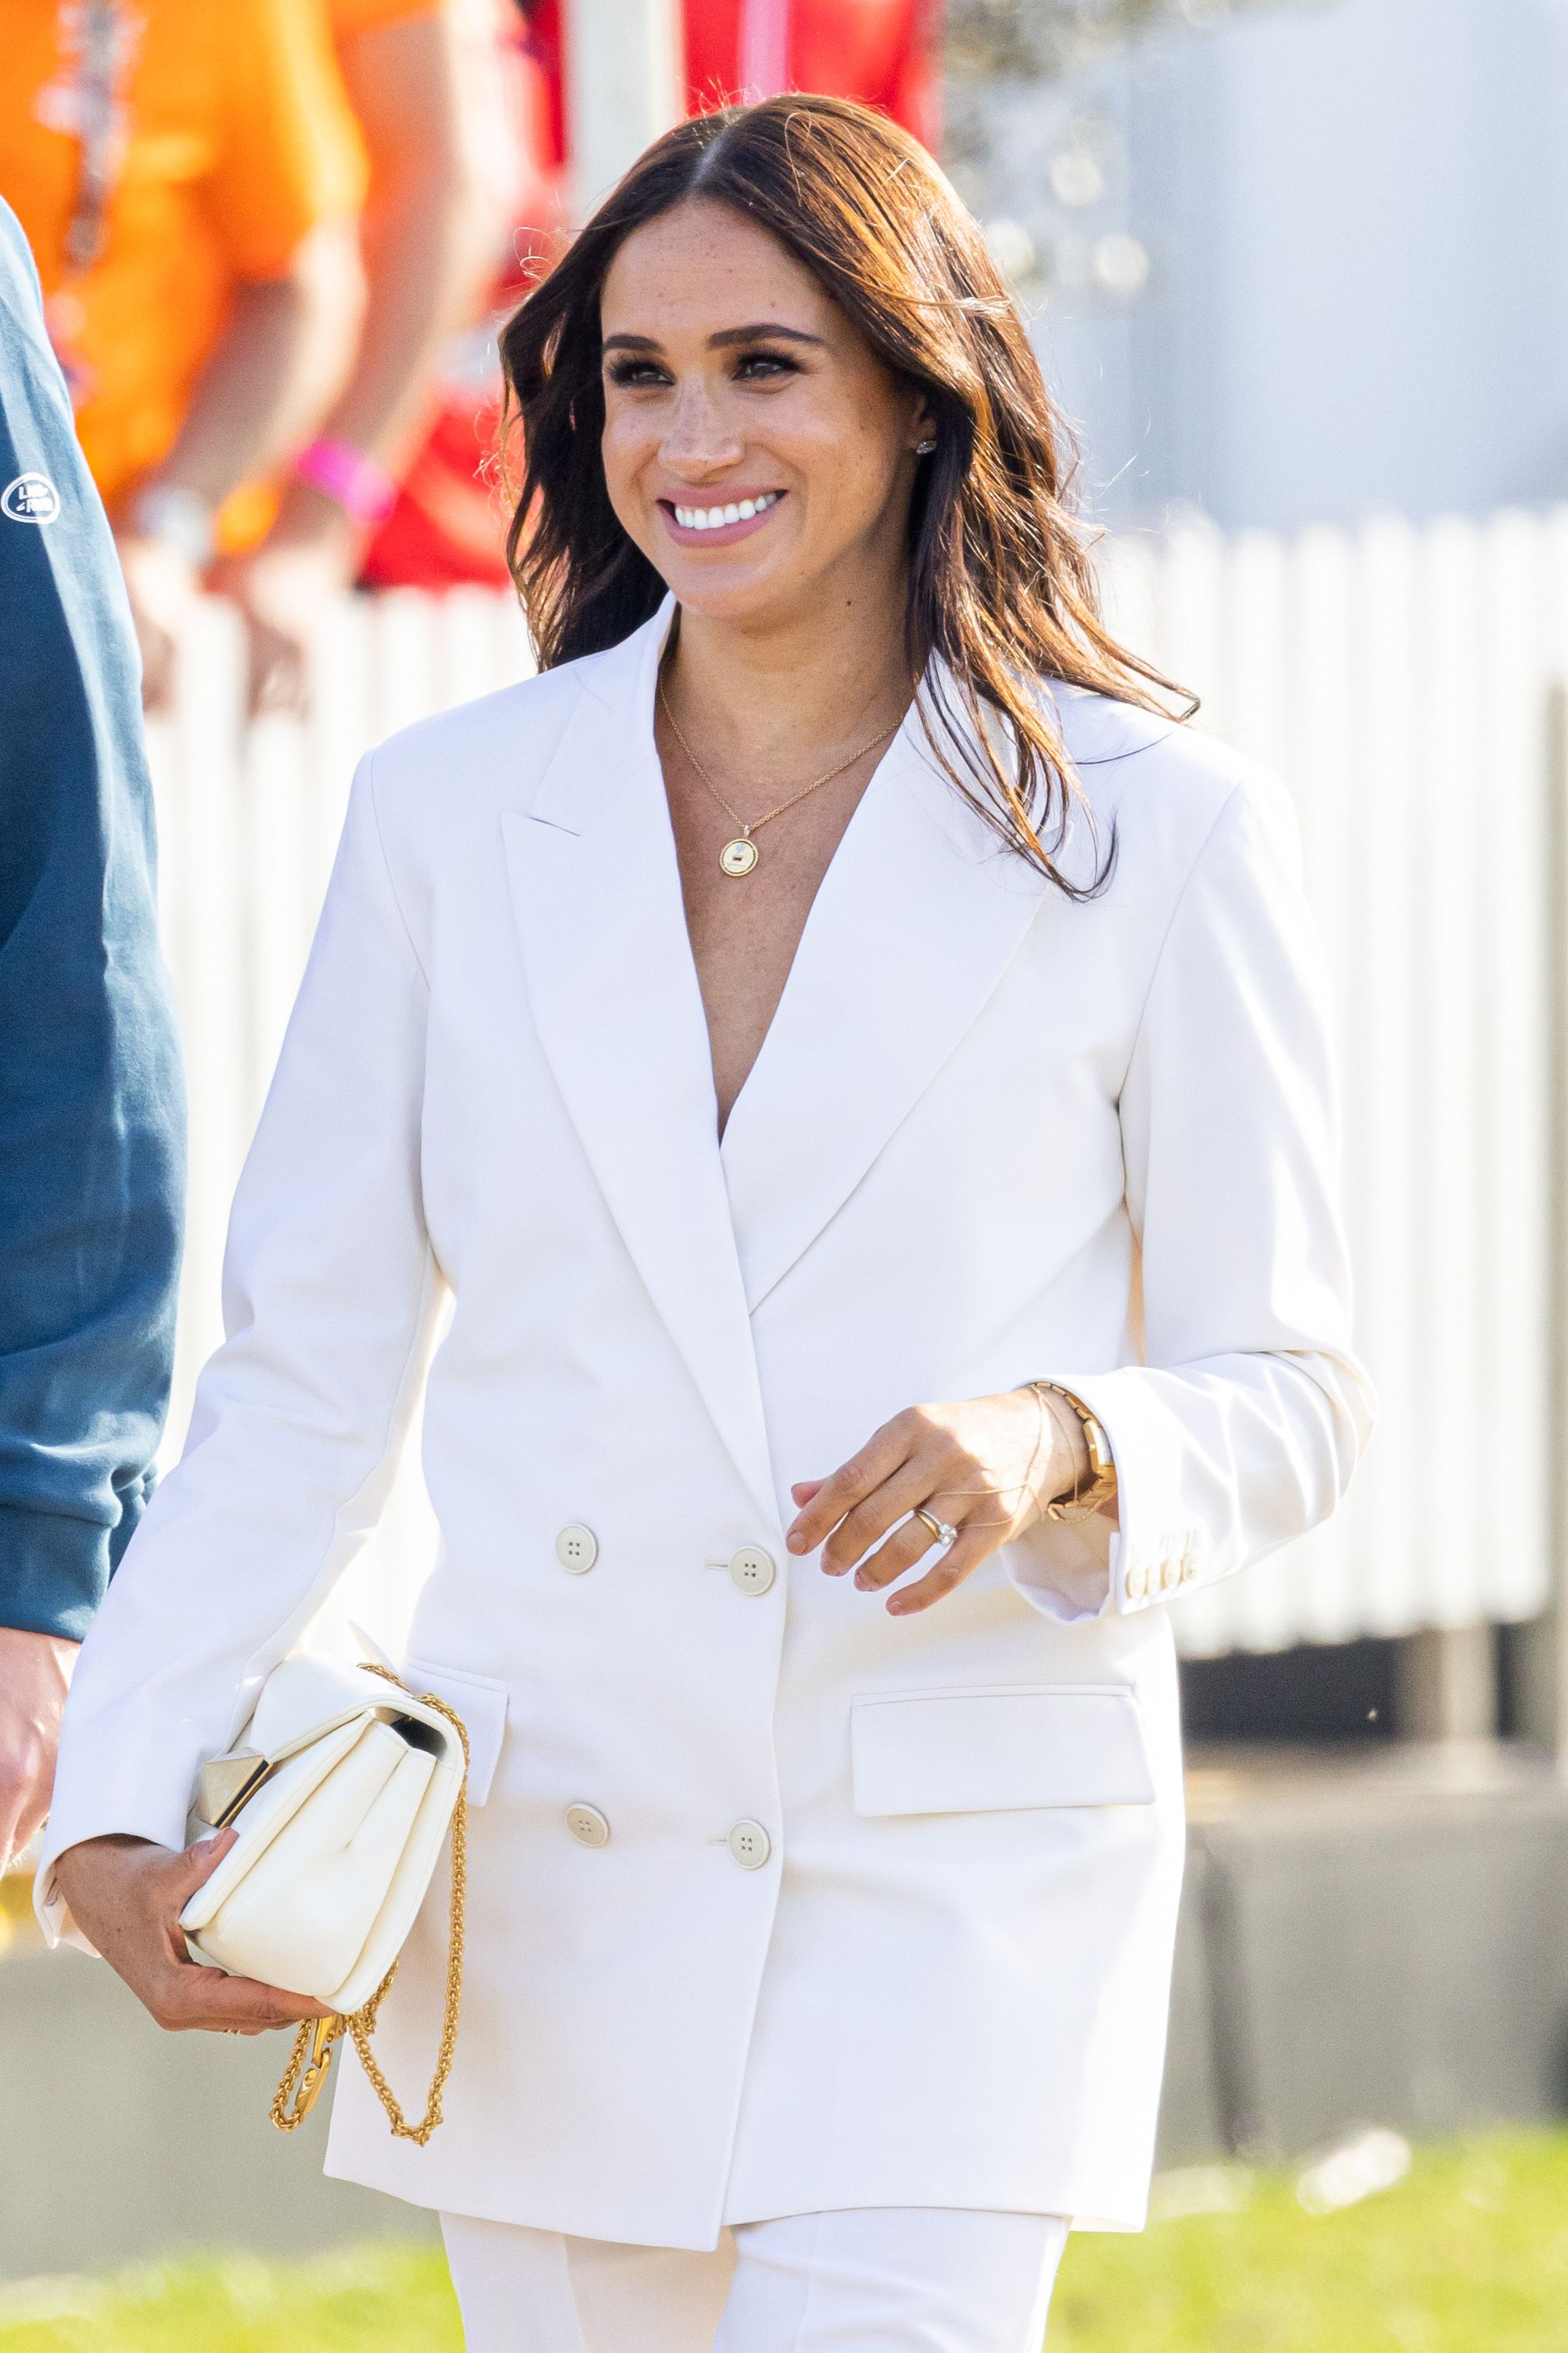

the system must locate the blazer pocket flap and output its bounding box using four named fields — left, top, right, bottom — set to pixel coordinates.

left=850, top=1684, right=1156, bottom=1817
left=401, top=1657, right=509, bottom=1806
